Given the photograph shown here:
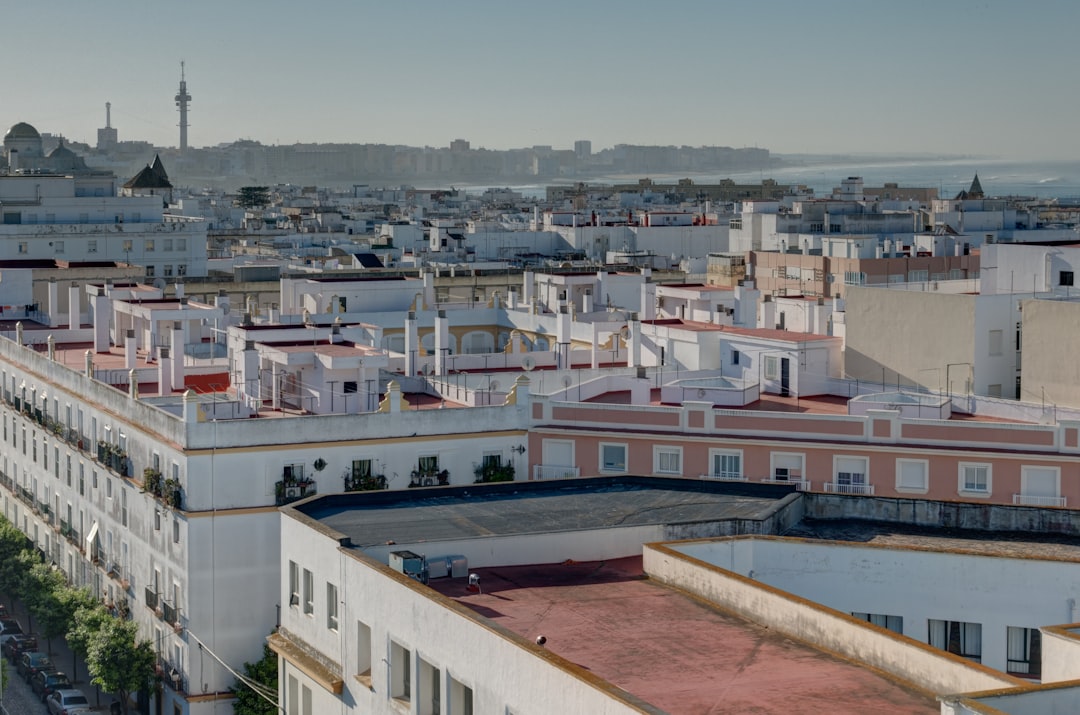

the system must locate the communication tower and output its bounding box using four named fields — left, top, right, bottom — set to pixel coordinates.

left=175, top=61, right=192, bottom=151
